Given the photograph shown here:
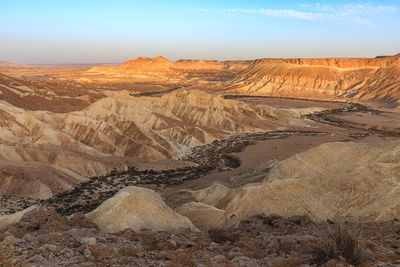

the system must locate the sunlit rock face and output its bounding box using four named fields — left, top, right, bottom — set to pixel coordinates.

left=229, top=55, right=400, bottom=106
left=88, top=56, right=252, bottom=80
